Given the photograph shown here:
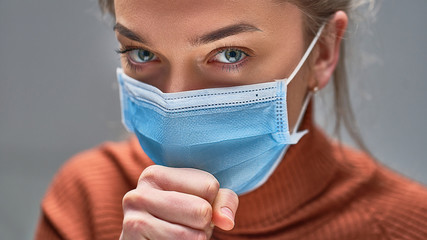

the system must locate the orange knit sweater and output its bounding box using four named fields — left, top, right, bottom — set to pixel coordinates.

left=35, top=113, right=427, bottom=239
